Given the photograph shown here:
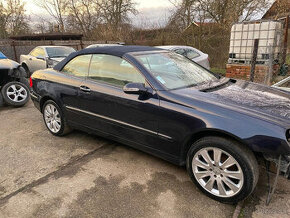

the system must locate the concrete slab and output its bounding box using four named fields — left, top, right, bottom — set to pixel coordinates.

left=241, top=168, right=290, bottom=218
